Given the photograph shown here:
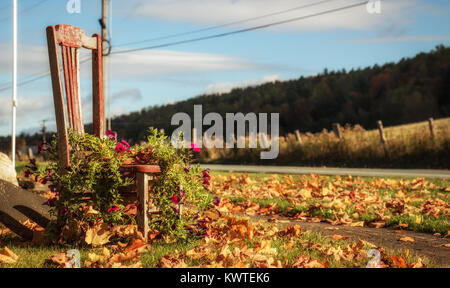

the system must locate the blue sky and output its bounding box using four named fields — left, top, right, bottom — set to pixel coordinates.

left=0, top=0, right=449, bottom=136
